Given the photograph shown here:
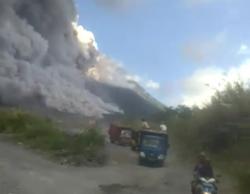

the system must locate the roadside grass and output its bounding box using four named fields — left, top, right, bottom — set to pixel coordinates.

left=216, top=157, right=250, bottom=194
left=218, top=144, right=250, bottom=194
left=153, top=83, right=250, bottom=194
left=238, top=170, right=250, bottom=194
left=0, top=108, right=106, bottom=166
left=169, top=120, right=250, bottom=194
